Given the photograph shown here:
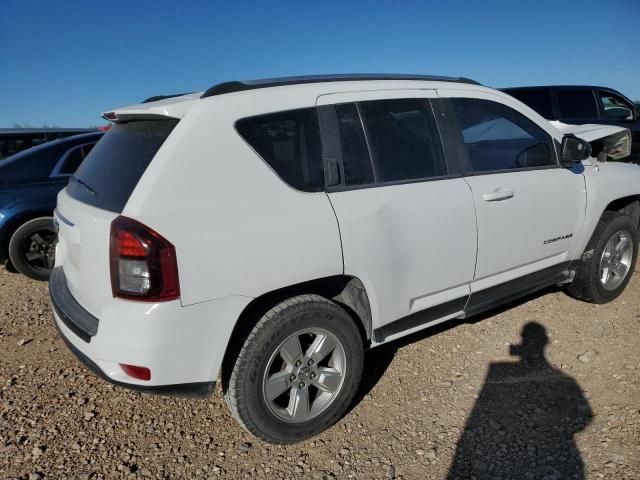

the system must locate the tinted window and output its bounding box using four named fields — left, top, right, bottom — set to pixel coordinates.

left=335, top=103, right=374, bottom=186
left=556, top=90, right=598, bottom=119
left=236, top=108, right=324, bottom=192
left=598, top=91, right=634, bottom=120
left=358, top=98, right=446, bottom=182
left=55, top=142, right=96, bottom=176
left=58, top=147, right=84, bottom=175
left=82, top=143, right=95, bottom=157
left=505, top=89, right=554, bottom=119
left=68, top=120, right=178, bottom=213
left=452, top=98, right=555, bottom=173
